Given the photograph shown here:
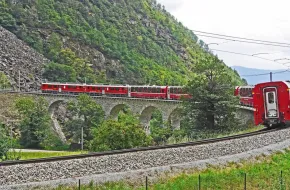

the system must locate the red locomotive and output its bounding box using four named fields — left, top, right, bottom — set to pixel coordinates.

left=234, top=86, right=254, bottom=107
left=253, top=81, right=290, bottom=127
left=41, top=83, right=191, bottom=100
